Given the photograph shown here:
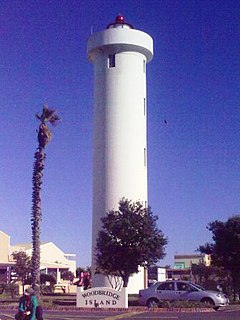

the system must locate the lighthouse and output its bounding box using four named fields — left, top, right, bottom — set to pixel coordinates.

left=87, top=15, right=153, bottom=287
